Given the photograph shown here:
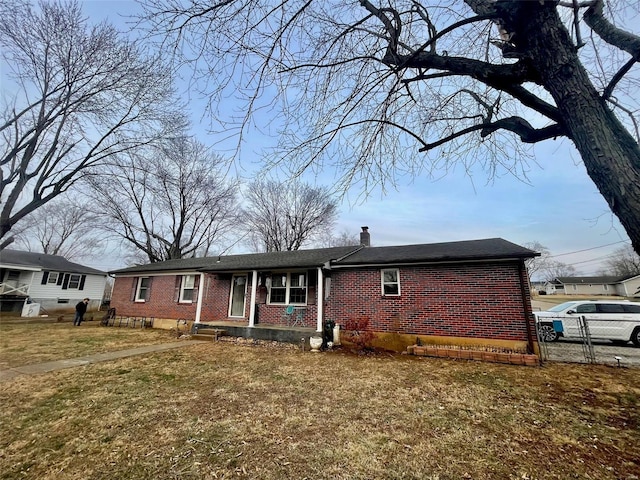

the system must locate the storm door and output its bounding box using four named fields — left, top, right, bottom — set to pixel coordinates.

left=229, top=275, right=247, bottom=317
